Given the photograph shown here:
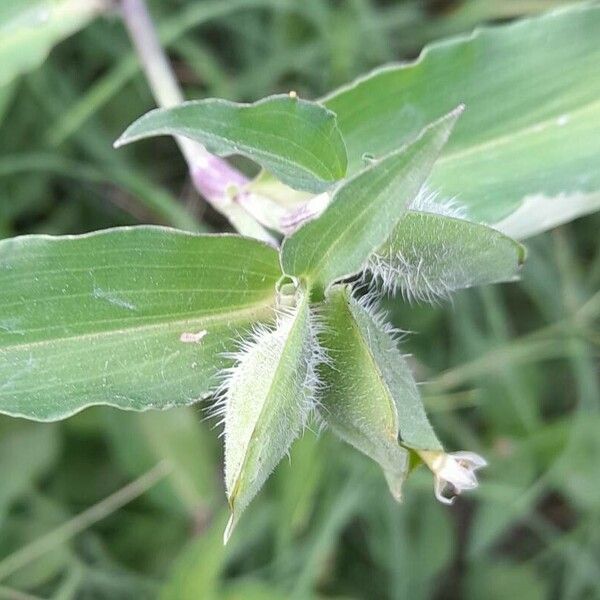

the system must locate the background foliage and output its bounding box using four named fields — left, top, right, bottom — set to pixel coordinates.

left=0, top=0, right=599, bottom=598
